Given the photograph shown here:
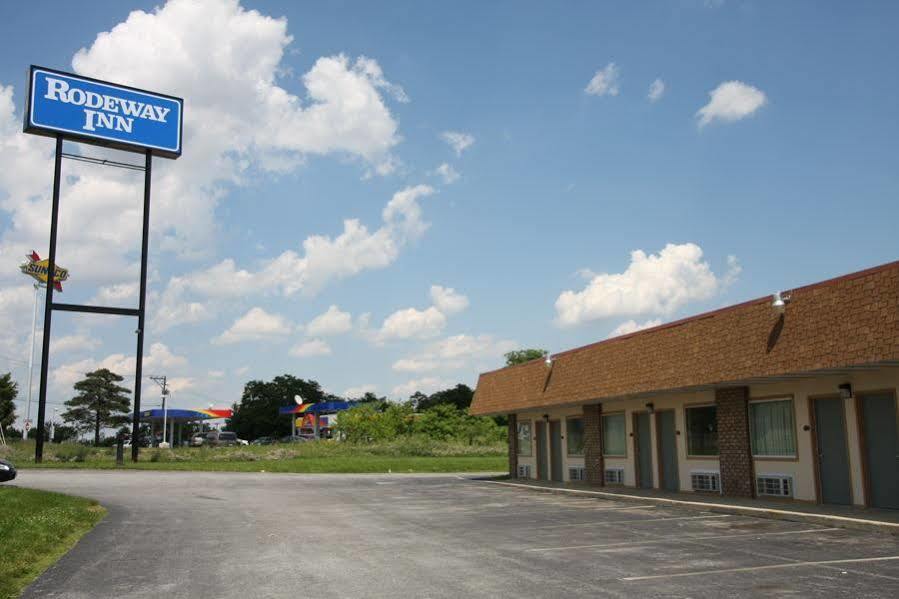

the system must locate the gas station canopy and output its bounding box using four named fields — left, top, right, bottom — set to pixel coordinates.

left=140, top=408, right=232, bottom=422
left=278, top=401, right=356, bottom=415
